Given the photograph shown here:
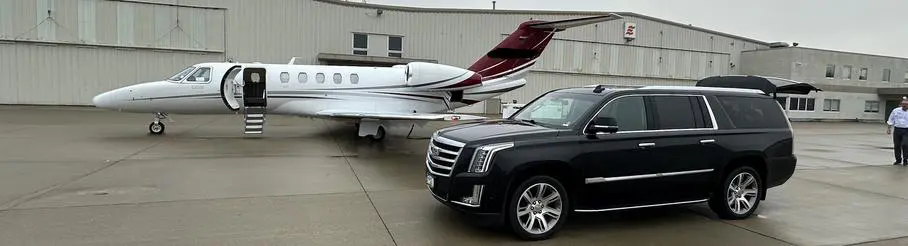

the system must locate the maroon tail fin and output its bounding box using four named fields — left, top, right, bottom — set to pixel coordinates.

left=467, top=15, right=623, bottom=81
left=467, top=21, right=554, bottom=81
